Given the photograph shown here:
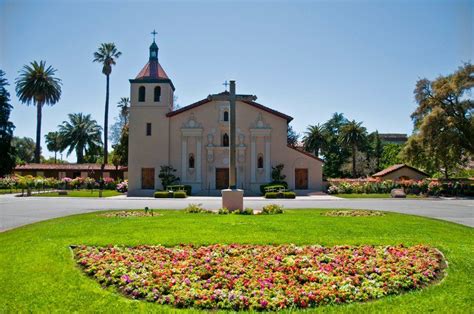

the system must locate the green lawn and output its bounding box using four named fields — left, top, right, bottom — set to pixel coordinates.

left=0, top=209, right=472, bottom=313
left=336, top=193, right=425, bottom=199
left=35, top=189, right=122, bottom=197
